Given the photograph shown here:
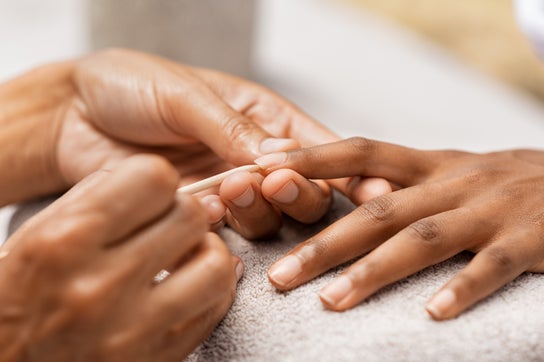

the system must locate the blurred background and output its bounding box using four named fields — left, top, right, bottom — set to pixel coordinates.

left=2, top=0, right=544, bottom=151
